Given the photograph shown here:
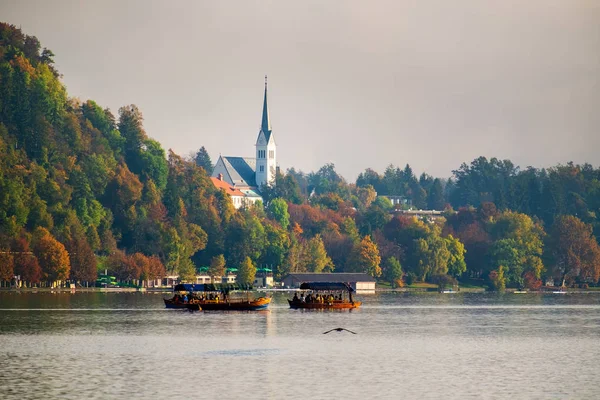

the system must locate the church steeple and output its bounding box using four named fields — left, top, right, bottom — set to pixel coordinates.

left=261, top=75, right=272, bottom=139
left=255, top=76, right=277, bottom=189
